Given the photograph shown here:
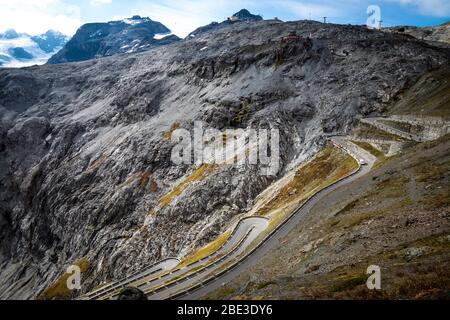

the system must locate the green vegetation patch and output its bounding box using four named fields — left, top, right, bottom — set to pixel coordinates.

left=207, top=286, right=238, bottom=299
left=256, top=281, right=277, bottom=290
left=331, top=274, right=366, bottom=292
